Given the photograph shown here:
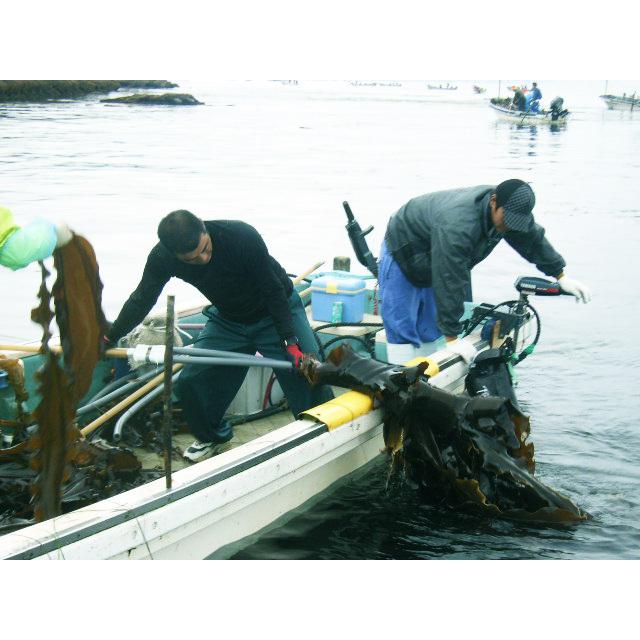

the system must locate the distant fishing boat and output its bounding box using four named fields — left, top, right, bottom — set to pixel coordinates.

left=600, top=93, right=639, bottom=111
left=489, top=97, right=569, bottom=125
left=427, top=83, right=457, bottom=90
left=473, top=85, right=486, bottom=94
